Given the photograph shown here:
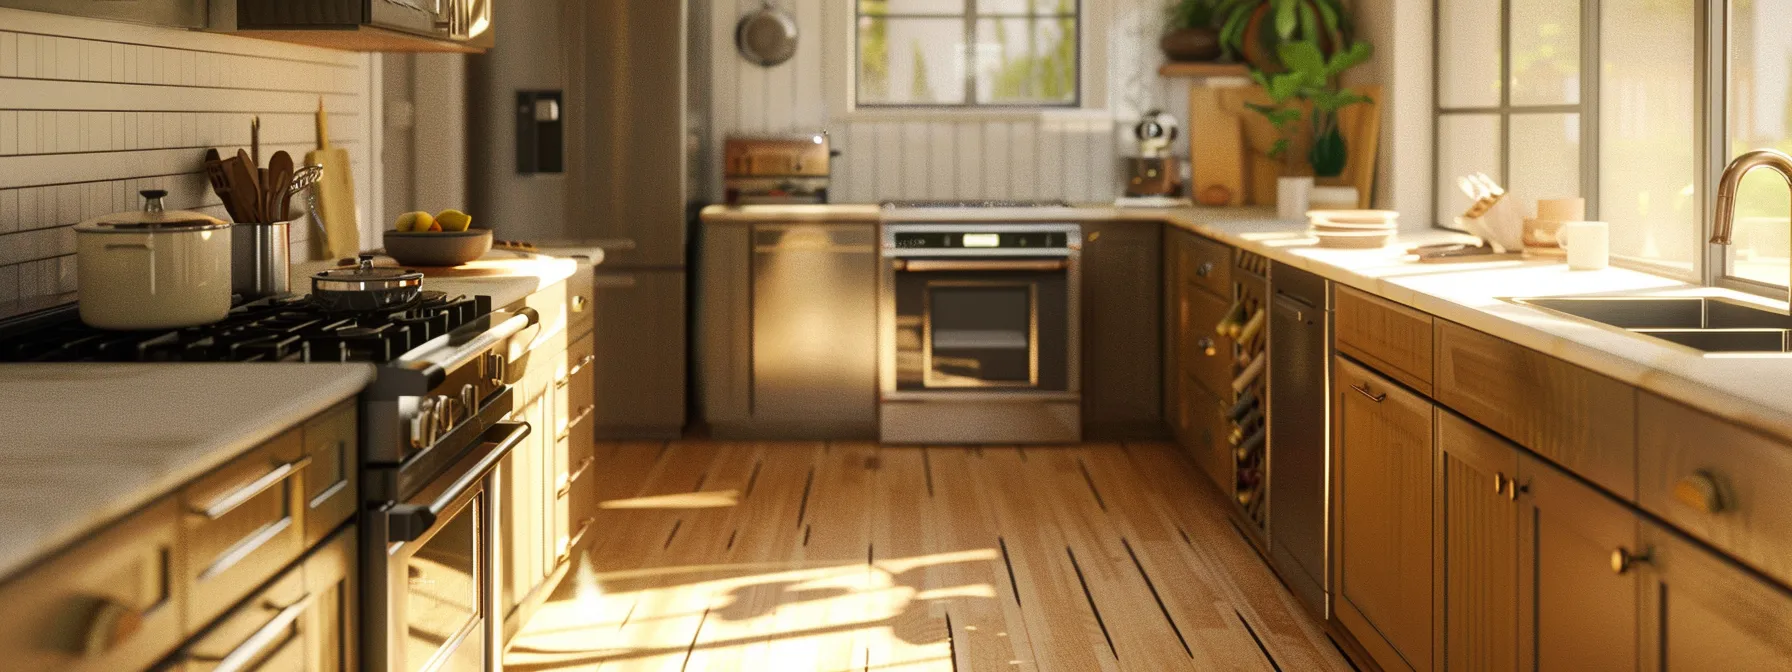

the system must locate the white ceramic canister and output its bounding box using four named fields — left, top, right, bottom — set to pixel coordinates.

left=1559, top=220, right=1611, bottom=271
left=74, top=189, right=232, bottom=329
left=1277, top=176, right=1315, bottom=220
